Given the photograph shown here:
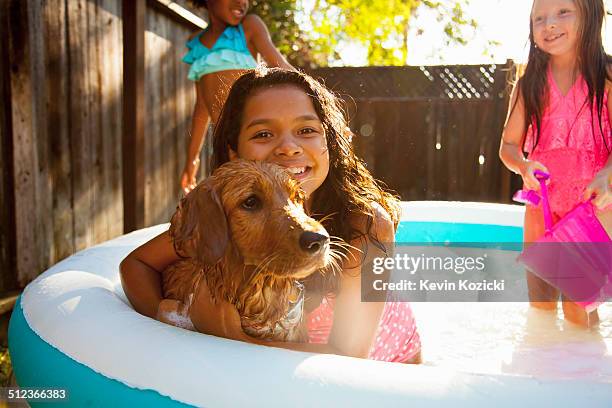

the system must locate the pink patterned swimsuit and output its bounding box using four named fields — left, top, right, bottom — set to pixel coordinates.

left=524, top=67, right=612, bottom=218
left=307, top=296, right=421, bottom=363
